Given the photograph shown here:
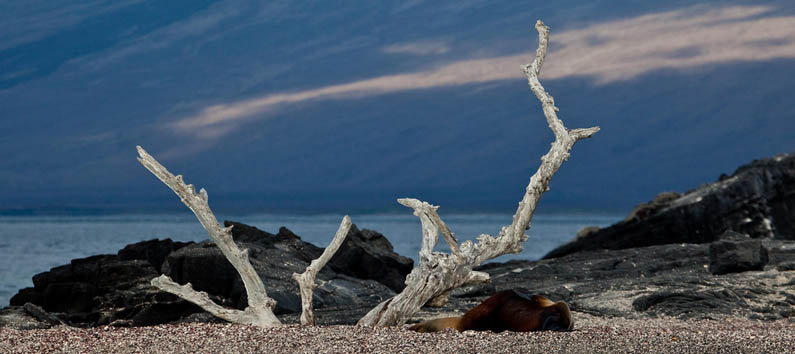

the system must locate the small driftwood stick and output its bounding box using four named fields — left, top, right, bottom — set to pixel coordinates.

left=292, top=216, right=352, bottom=325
